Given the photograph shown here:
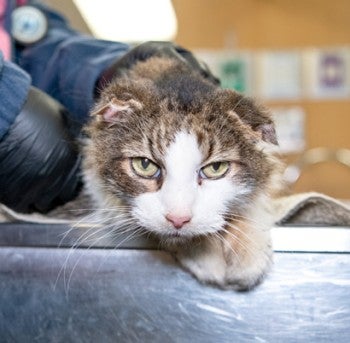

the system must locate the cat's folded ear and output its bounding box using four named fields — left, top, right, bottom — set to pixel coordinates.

left=91, top=98, right=143, bottom=123
left=228, top=110, right=278, bottom=146
left=255, top=123, right=278, bottom=145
